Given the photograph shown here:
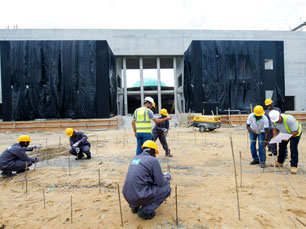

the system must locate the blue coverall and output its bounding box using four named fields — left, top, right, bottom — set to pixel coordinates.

left=69, top=132, right=91, bottom=158
left=0, top=143, right=36, bottom=173
left=122, top=148, right=171, bottom=214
